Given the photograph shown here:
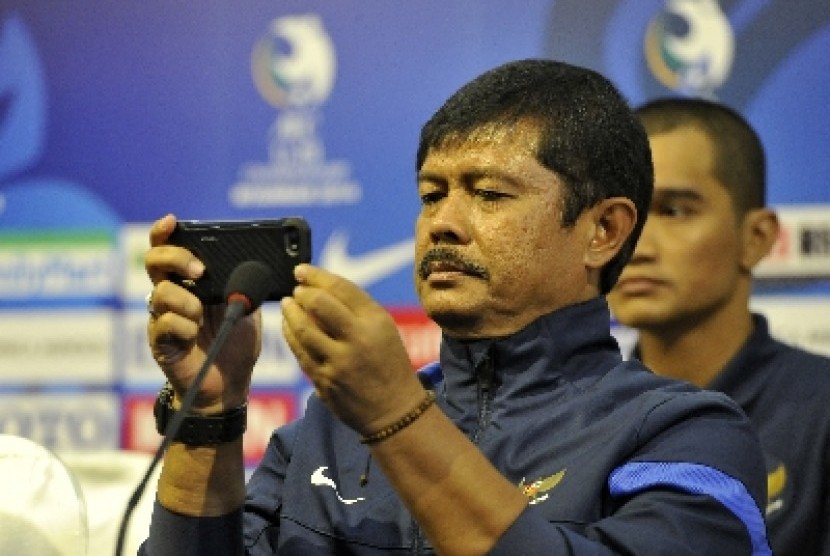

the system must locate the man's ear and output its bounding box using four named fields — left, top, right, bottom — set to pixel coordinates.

left=584, top=197, right=637, bottom=270
left=740, top=208, right=779, bottom=272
